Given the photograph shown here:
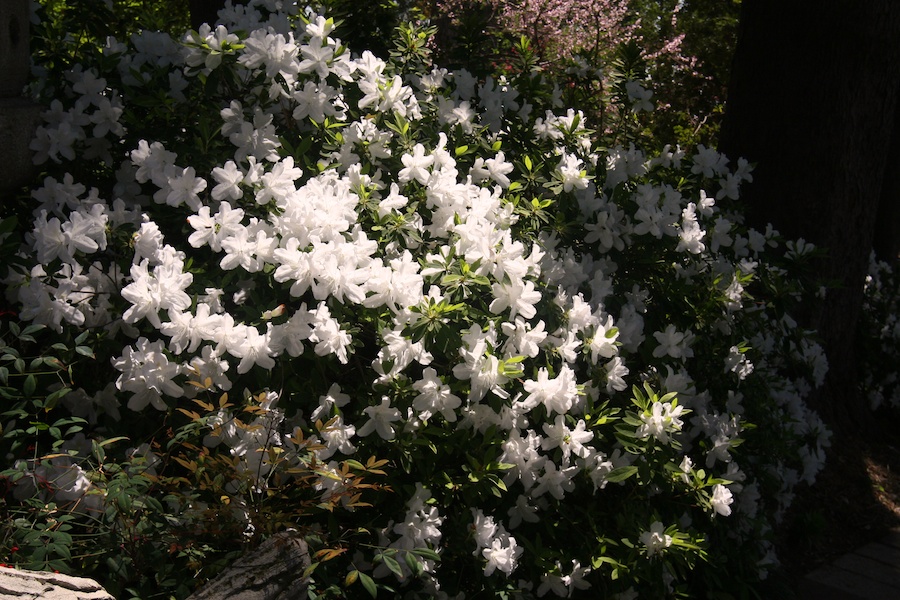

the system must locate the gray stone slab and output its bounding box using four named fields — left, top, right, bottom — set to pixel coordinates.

left=797, top=575, right=868, bottom=600
left=0, top=568, right=114, bottom=599
left=856, top=541, right=900, bottom=568
left=881, top=528, right=900, bottom=551
left=805, top=564, right=900, bottom=600
left=834, top=552, right=900, bottom=586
